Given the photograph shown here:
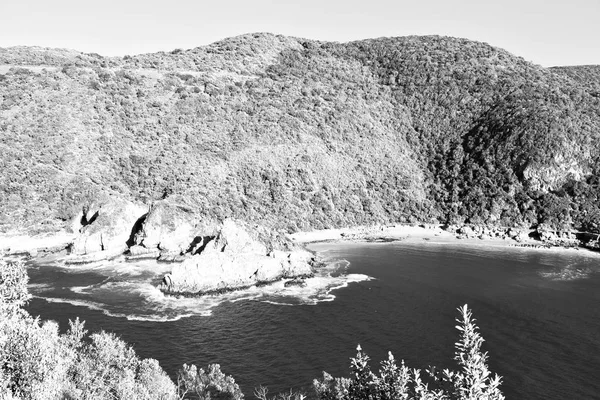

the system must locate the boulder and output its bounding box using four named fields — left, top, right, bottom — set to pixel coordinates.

left=126, top=245, right=161, bottom=260
left=515, top=231, right=529, bottom=242
left=457, top=225, right=474, bottom=237
left=71, top=198, right=146, bottom=255
left=134, top=200, right=199, bottom=253
left=205, top=219, right=268, bottom=255
left=537, top=224, right=558, bottom=242
left=507, top=228, right=528, bottom=242
left=285, top=278, right=307, bottom=288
